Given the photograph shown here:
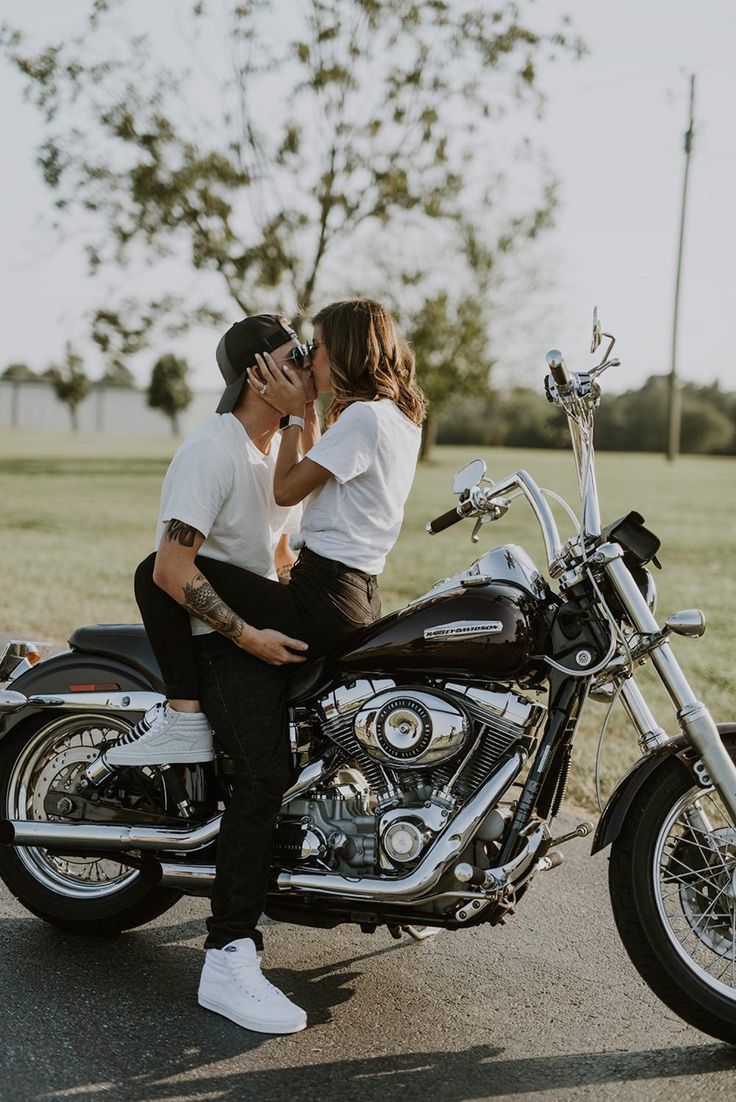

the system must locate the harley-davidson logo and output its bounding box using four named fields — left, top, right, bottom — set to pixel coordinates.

left=424, top=621, right=504, bottom=641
